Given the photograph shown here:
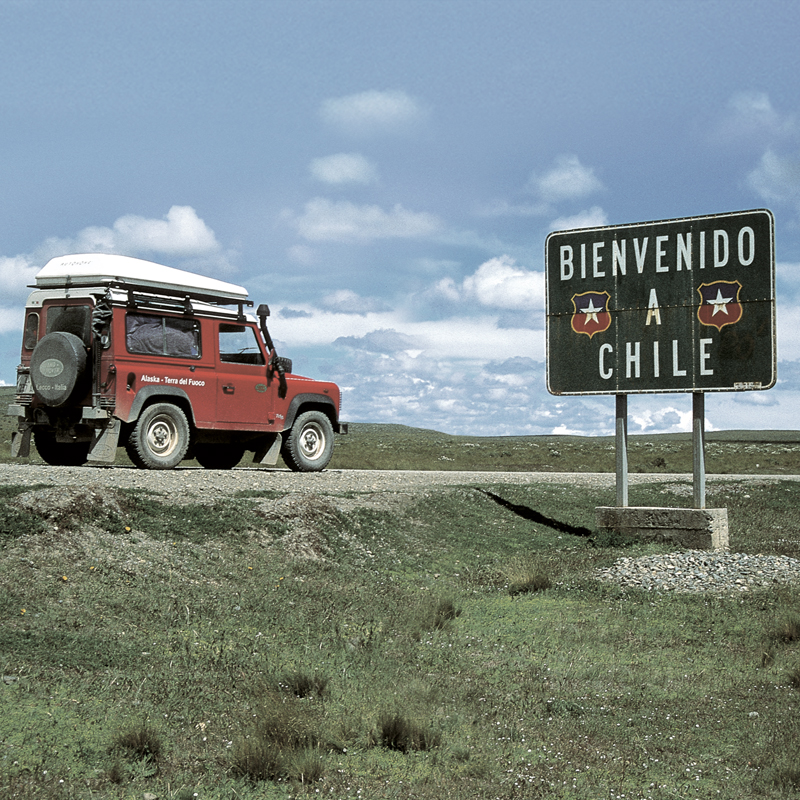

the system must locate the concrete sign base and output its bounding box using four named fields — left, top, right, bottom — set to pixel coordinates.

left=596, top=506, right=729, bottom=551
